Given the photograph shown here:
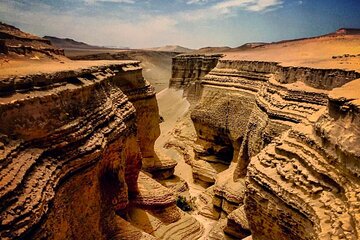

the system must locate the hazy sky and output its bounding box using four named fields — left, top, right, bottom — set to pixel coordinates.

left=1, top=0, right=359, bottom=48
